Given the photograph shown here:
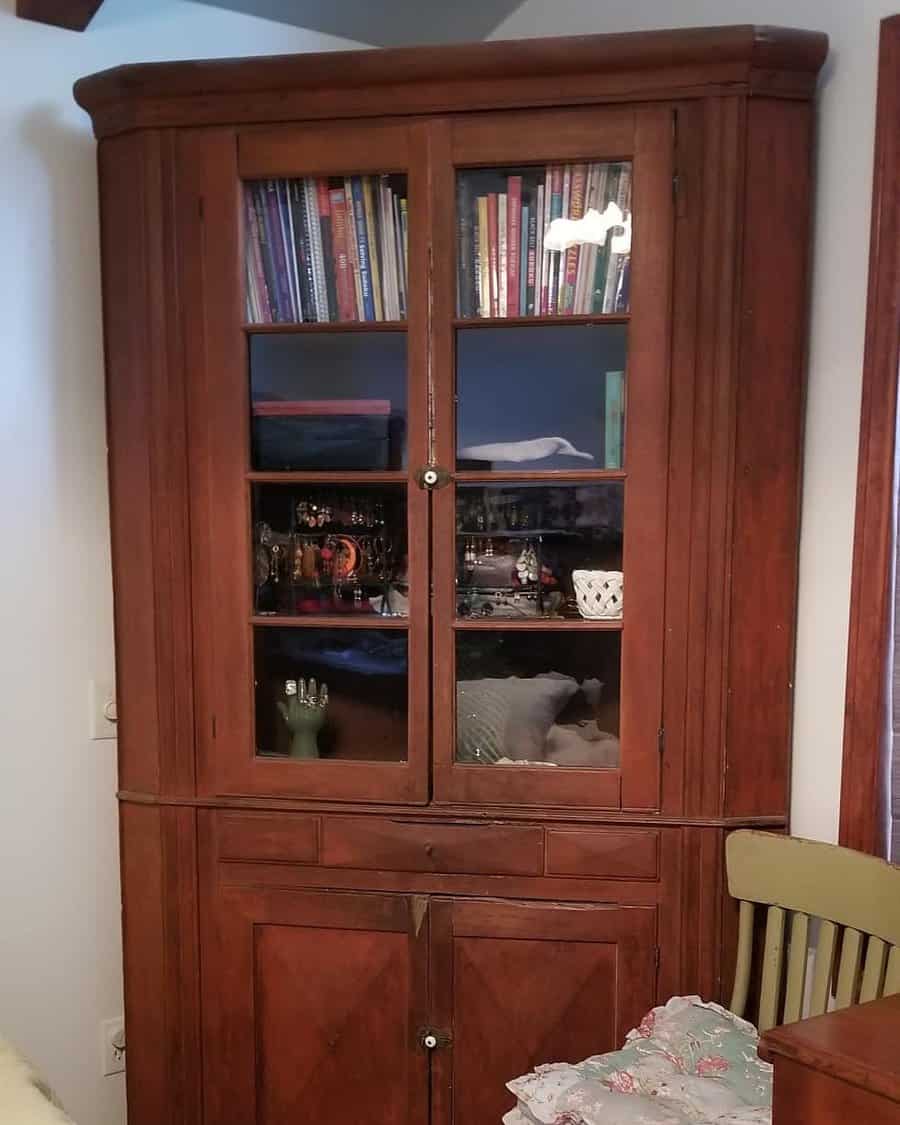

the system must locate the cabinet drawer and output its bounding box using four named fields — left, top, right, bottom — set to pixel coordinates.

left=321, top=817, right=543, bottom=876
left=546, top=828, right=660, bottom=880
left=217, top=812, right=319, bottom=864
